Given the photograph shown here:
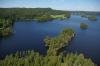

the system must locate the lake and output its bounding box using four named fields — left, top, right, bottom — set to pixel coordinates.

left=0, top=15, right=100, bottom=66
